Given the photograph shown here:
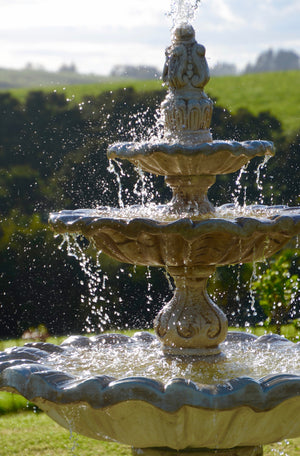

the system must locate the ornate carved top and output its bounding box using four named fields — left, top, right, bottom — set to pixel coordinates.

left=162, top=23, right=210, bottom=92
left=161, top=23, right=213, bottom=142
